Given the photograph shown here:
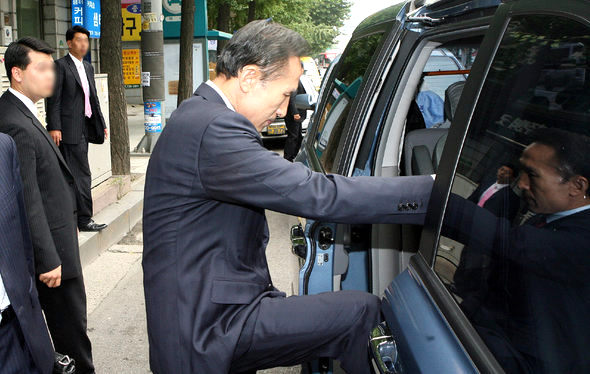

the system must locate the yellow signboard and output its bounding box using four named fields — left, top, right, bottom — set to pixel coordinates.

left=122, top=1, right=141, bottom=41
left=122, top=49, right=141, bottom=87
